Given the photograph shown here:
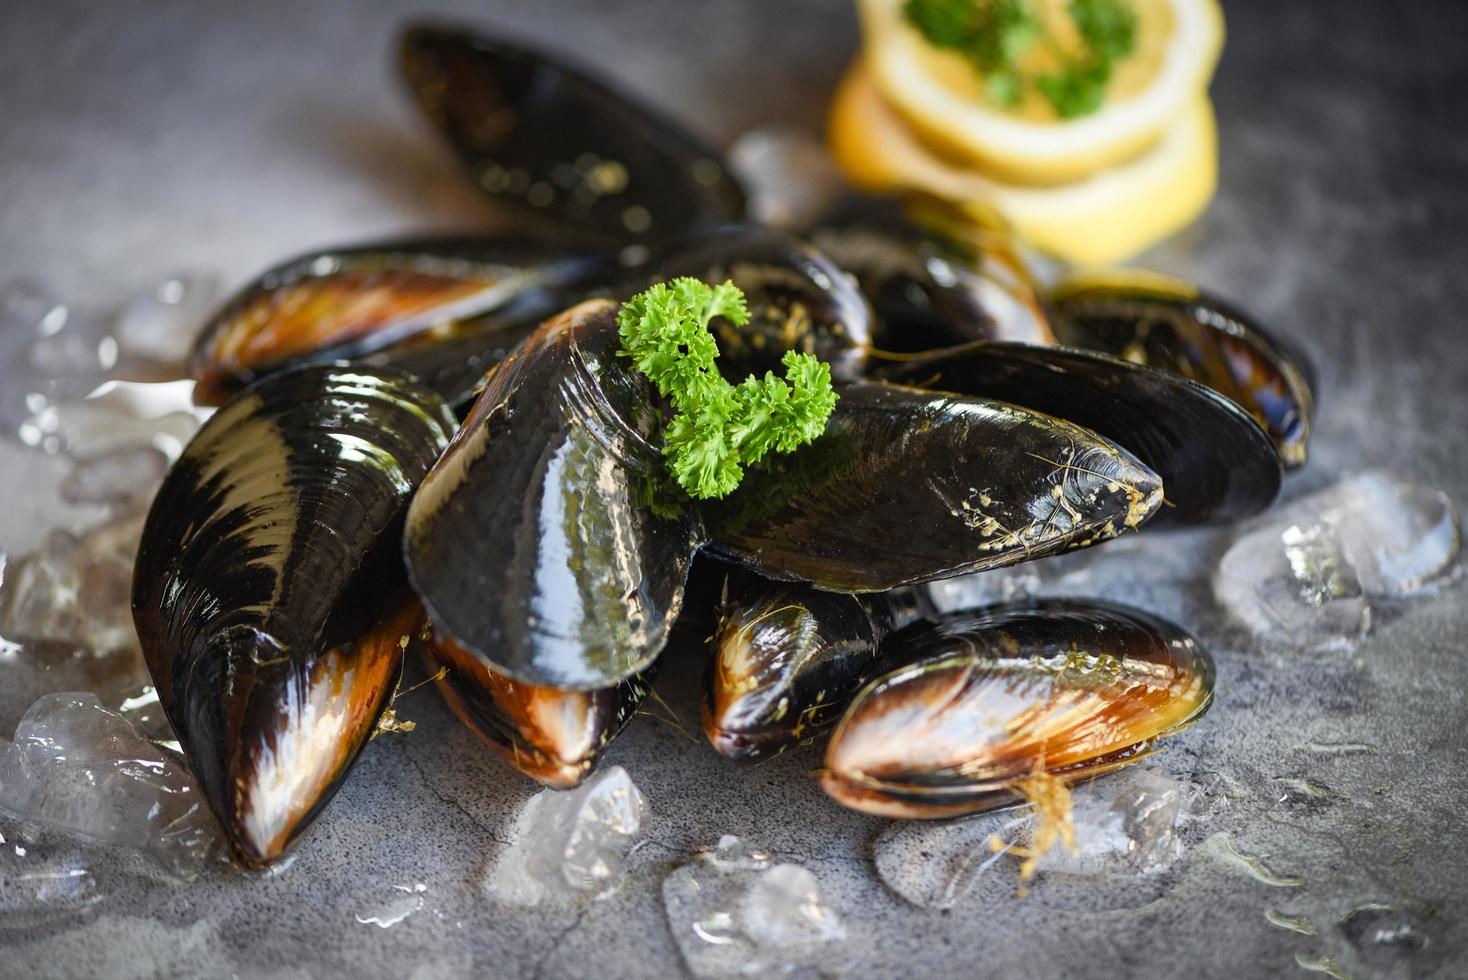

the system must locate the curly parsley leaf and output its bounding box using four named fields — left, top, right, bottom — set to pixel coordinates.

left=902, top=0, right=1137, bottom=119
left=617, top=279, right=839, bottom=501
